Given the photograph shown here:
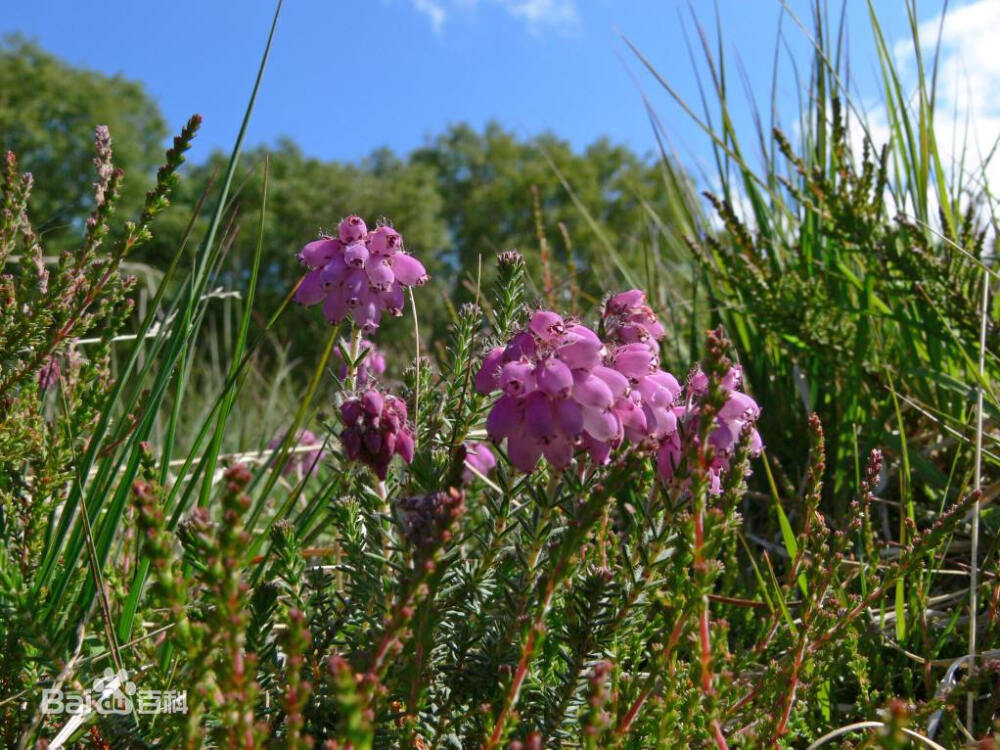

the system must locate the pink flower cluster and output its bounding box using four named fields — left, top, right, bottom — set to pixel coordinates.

left=601, top=291, right=682, bottom=450
left=475, top=290, right=761, bottom=486
left=294, top=215, right=428, bottom=332
left=268, top=428, right=327, bottom=480
left=333, top=338, right=386, bottom=384
left=339, top=388, right=415, bottom=480
left=462, top=441, right=496, bottom=484
left=657, top=367, right=763, bottom=494
left=603, top=289, right=665, bottom=350
left=475, top=302, right=682, bottom=473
